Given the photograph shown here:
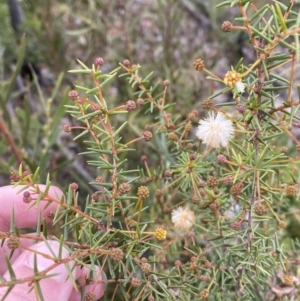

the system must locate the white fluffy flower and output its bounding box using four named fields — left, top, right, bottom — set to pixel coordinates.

left=235, top=81, right=245, bottom=94
left=171, top=206, right=195, bottom=231
left=196, top=112, right=234, bottom=148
